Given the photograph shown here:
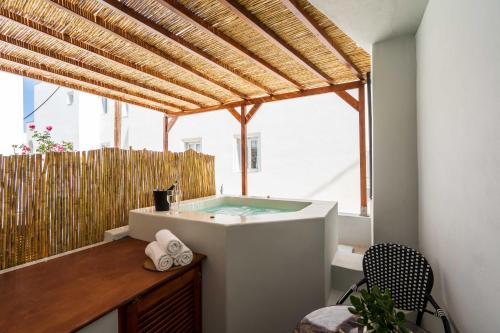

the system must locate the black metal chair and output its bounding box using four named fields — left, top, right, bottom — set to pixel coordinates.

left=337, top=243, right=452, bottom=333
